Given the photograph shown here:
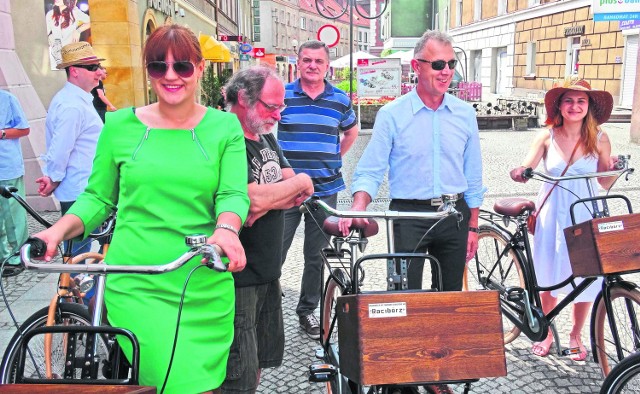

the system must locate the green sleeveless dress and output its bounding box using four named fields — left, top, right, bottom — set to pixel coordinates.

left=68, top=107, right=249, bottom=393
